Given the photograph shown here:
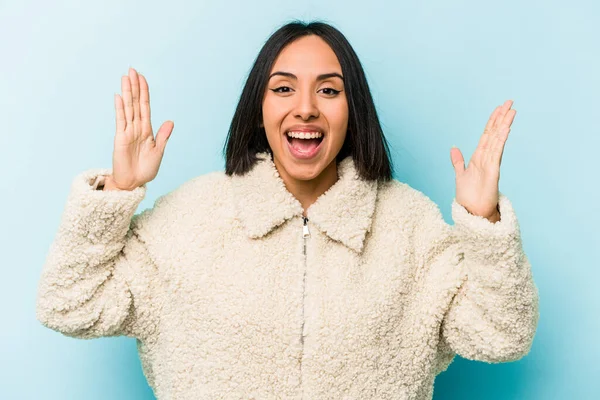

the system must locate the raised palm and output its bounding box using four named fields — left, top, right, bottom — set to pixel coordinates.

left=450, top=100, right=516, bottom=220
left=111, top=67, right=174, bottom=190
